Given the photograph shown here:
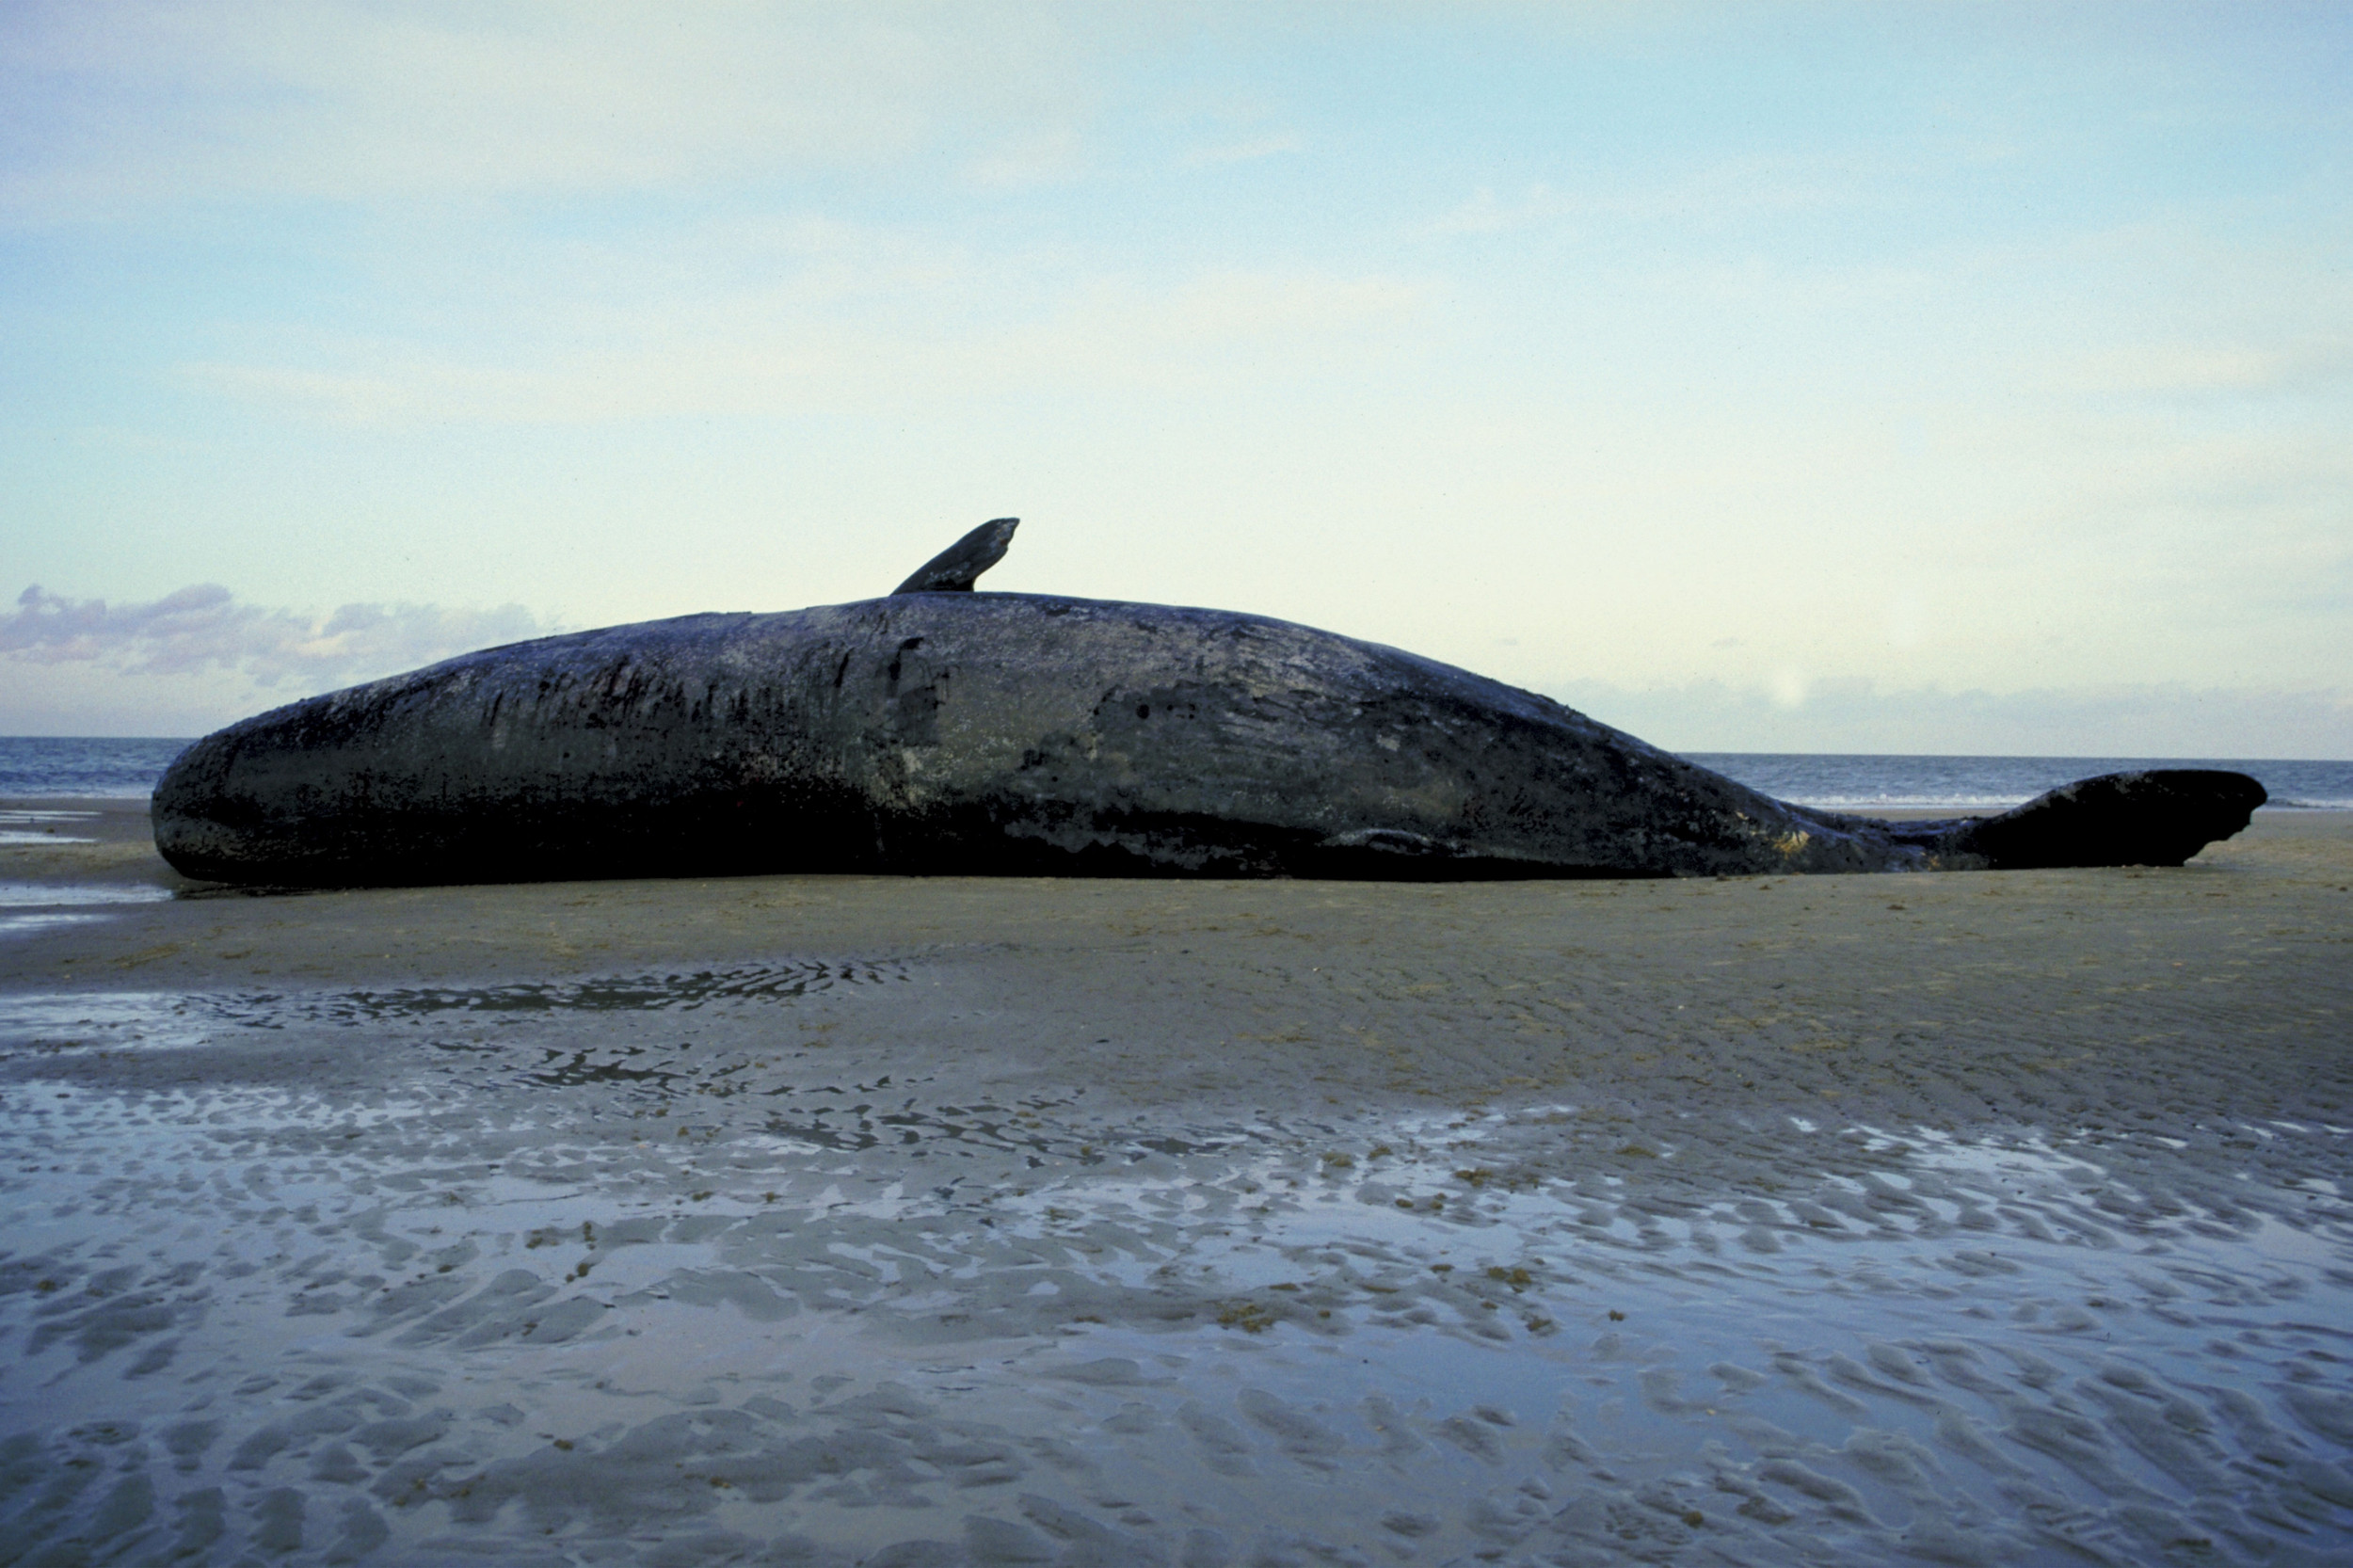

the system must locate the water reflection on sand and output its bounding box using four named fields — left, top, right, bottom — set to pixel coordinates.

left=0, top=867, right=175, bottom=941
left=0, top=808, right=102, bottom=846
left=2, top=973, right=2348, bottom=1566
